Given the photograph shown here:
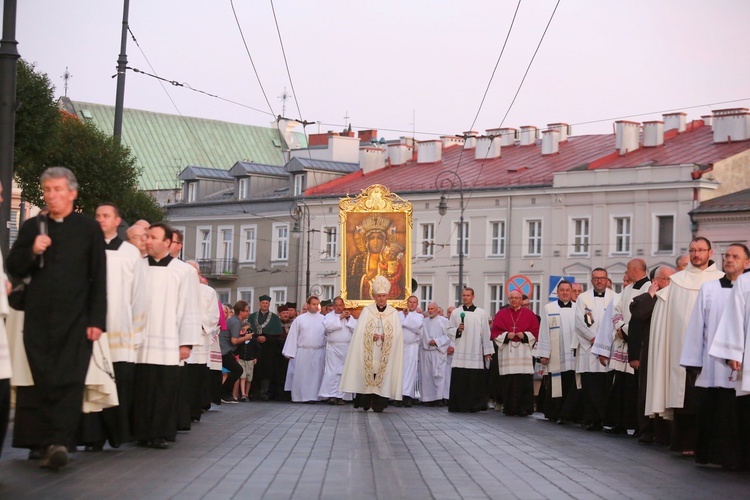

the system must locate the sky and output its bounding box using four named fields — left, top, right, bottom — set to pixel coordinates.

left=7, top=1, right=750, bottom=141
